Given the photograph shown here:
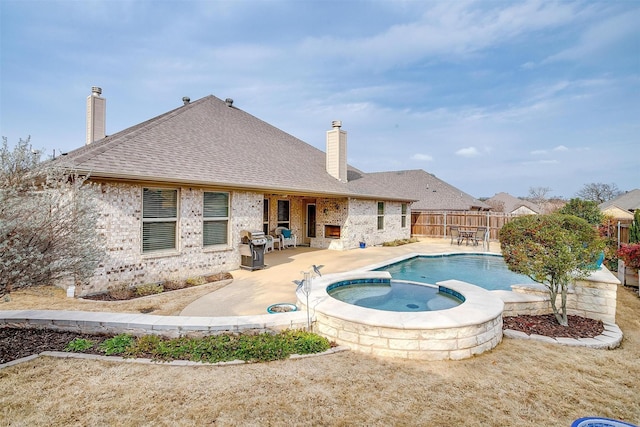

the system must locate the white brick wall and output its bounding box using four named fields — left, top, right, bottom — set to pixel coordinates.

left=83, top=182, right=262, bottom=295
